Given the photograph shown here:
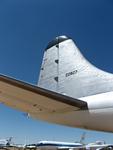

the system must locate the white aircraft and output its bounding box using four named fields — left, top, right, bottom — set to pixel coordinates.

left=86, top=141, right=113, bottom=150
left=25, top=140, right=113, bottom=150
left=36, top=141, right=83, bottom=150
left=0, top=35, right=113, bottom=132
left=0, top=137, right=13, bottom=148
left=25, top=132, right=86, bottom=150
